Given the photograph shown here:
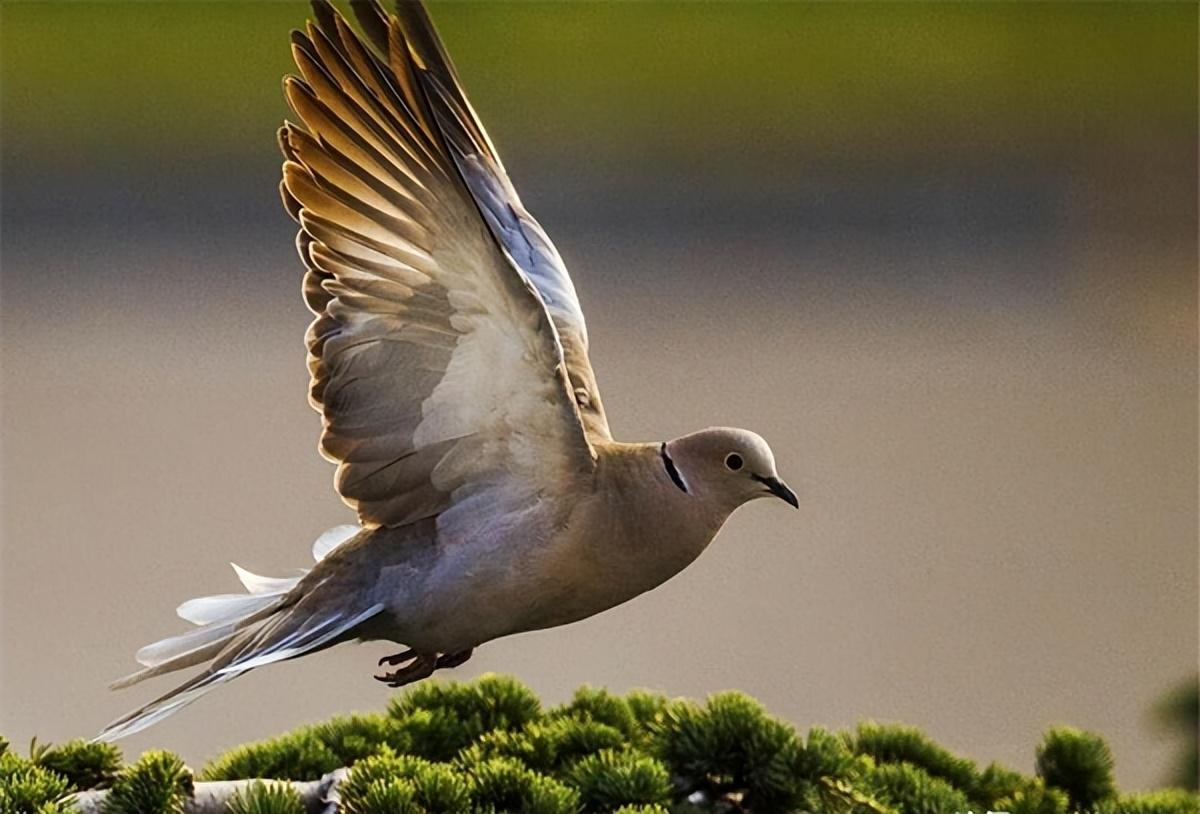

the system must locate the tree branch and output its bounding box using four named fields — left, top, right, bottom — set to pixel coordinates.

left=69, top=768, right=349, bottom=814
